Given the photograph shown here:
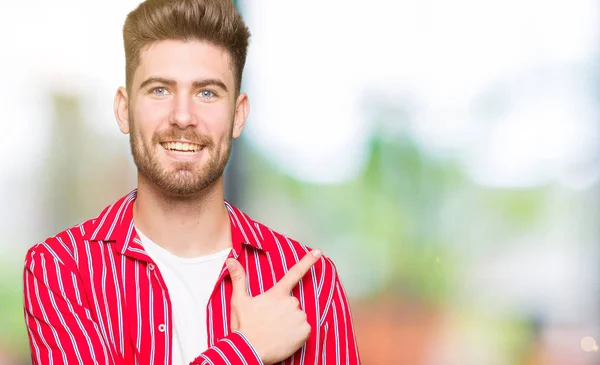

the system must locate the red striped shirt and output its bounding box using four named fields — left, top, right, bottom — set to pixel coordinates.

left=23, top=190, right=361, bottom=365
